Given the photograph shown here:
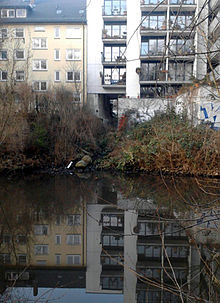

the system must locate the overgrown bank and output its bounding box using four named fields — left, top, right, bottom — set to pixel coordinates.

left=99, top=111, right=220, bottom=177
left=0, top=84, right=219, bottom=177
